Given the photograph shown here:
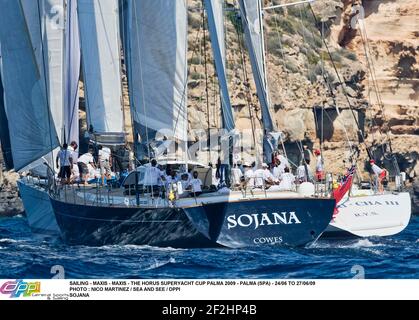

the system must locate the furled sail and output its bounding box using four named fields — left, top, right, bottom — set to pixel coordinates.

left=78, top=0, right=125, bottom=143
left=239, top=0, right=275, bottom=133
left=0, top=64, right=14, bottom=170
left=204, top=0, right=235, bottom=132
left=64, top=0, right=81, bottom=145
left=127, top=0, right=189, bottom=158
left=0, top=0, right=59, bottom=171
